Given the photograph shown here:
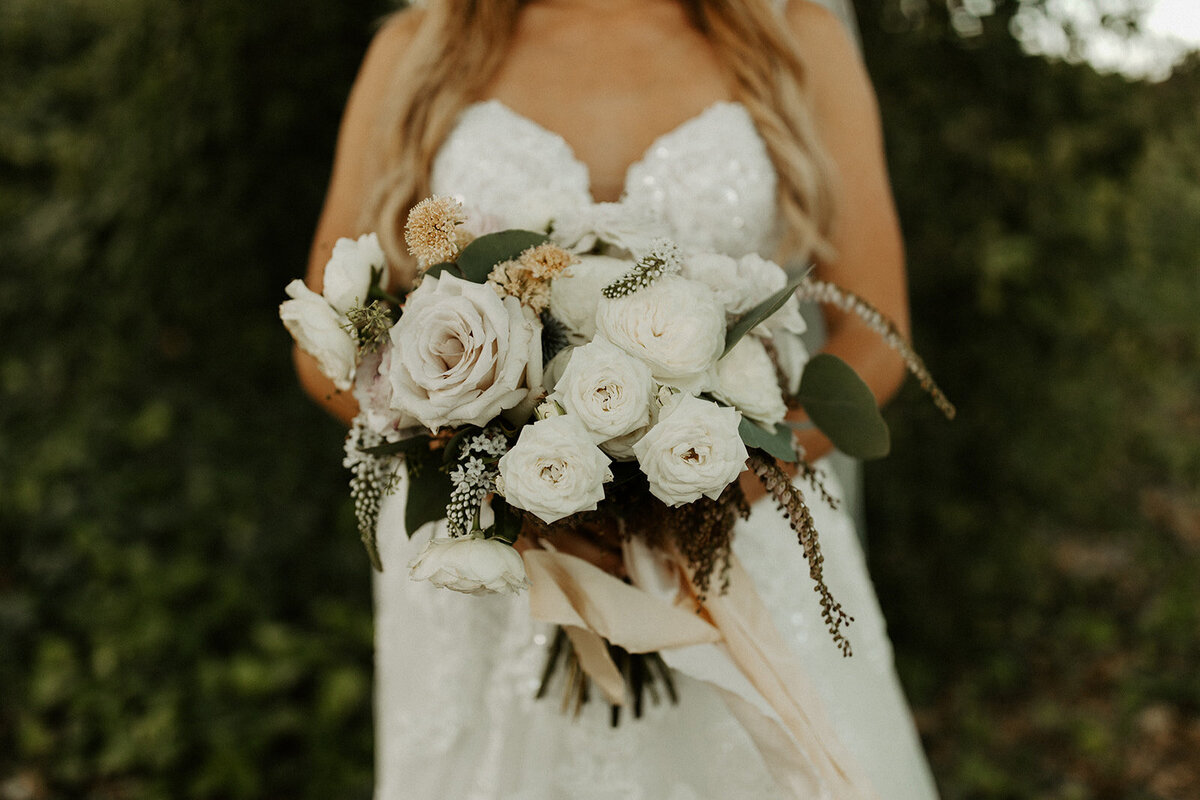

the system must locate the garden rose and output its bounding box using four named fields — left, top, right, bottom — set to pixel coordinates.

left=710, top=337, right=788, bottom=428
left=322, top=232, right=386, bottom=315
left=408, top=535, right=529, bottom=596
left=495, top=415, right=613, bottom=524
left=548, top=254, right=629, bottom=343
left=279, top=279, right=357, bottom=391
left=595, top=275, right=725, bottom=392
left=633, top=395, right=748, bottom=506
left=550, top=337, right=655, bottom=442
left=386, top=273, right=542, bottom=431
